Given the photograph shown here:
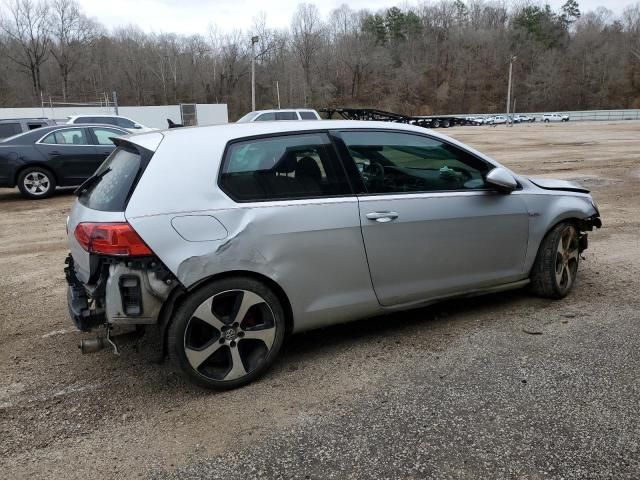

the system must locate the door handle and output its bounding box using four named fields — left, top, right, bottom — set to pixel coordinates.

left=366, top=211, right=399, bottom=223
